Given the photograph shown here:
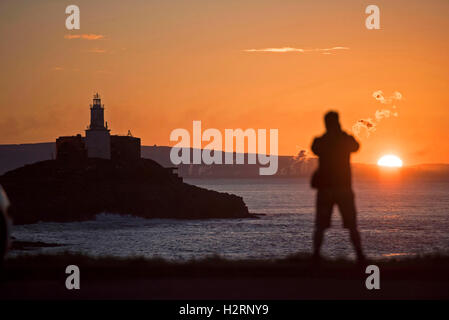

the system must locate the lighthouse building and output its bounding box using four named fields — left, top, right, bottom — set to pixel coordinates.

left=56, top=93, right=141, bottom=162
